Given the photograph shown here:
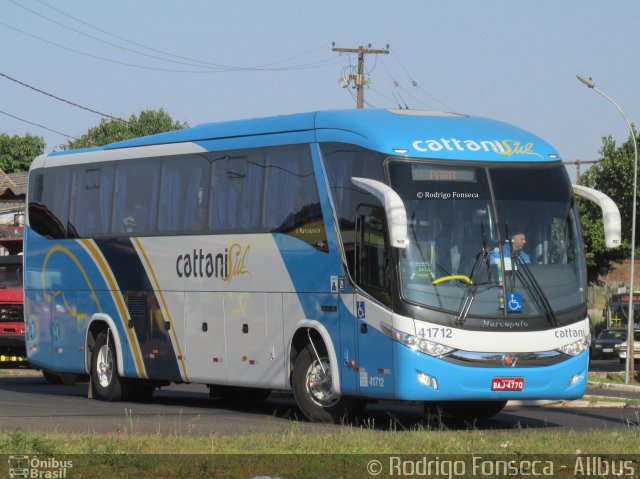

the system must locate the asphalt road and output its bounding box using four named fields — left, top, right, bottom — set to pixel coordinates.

left=0, top=361, right=638, bottom=435
left=590, top=357, right=630, bottom=373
